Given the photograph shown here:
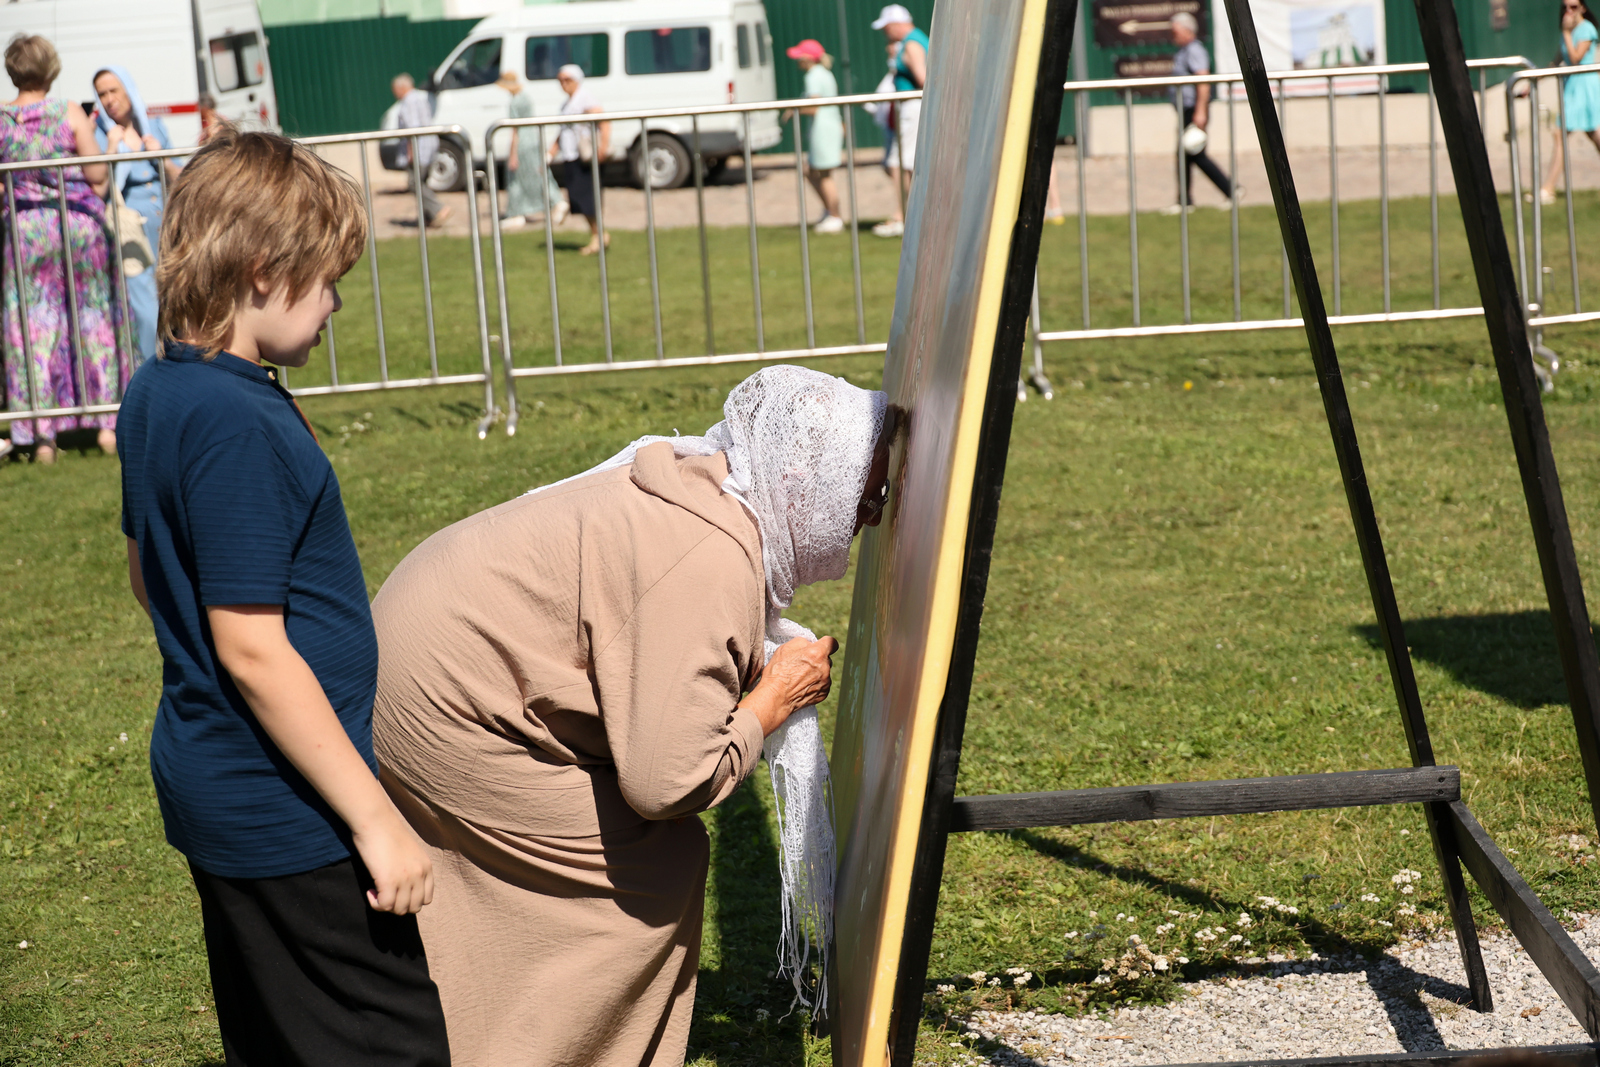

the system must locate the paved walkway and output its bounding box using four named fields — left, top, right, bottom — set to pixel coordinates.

left=316, top=138, right=1599, bottom=241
